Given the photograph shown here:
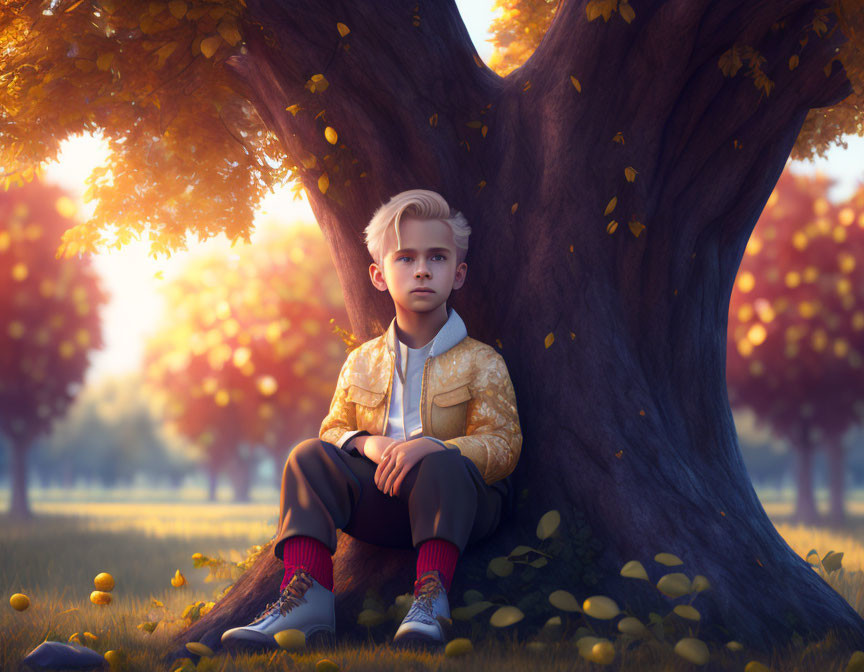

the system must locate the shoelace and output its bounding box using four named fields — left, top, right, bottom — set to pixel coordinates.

left=408, top=571, right=444, bottom=623
left=252, top=569, right=314, bottom=621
